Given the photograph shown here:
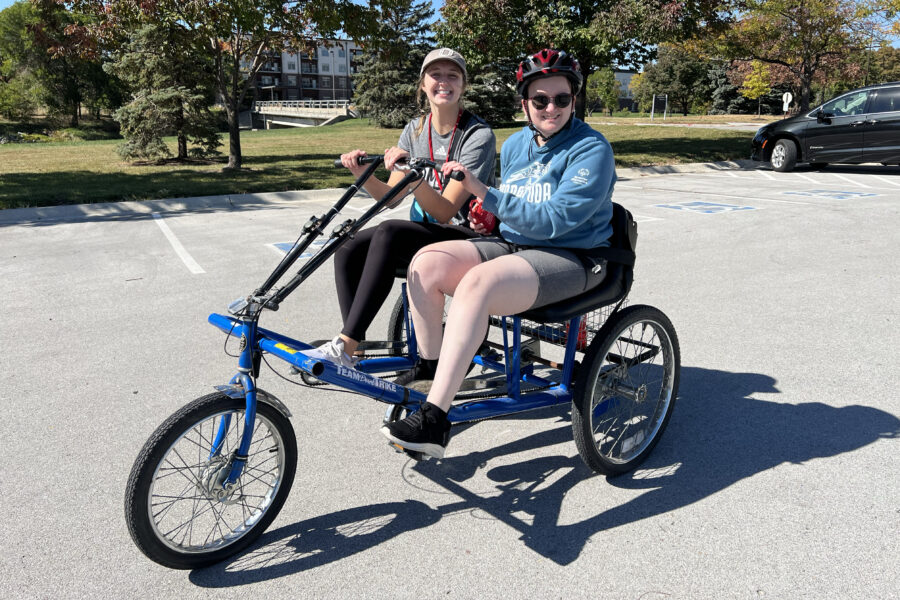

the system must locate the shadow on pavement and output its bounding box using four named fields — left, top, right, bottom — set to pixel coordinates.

left=190, top=365, right=899, bottom=585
